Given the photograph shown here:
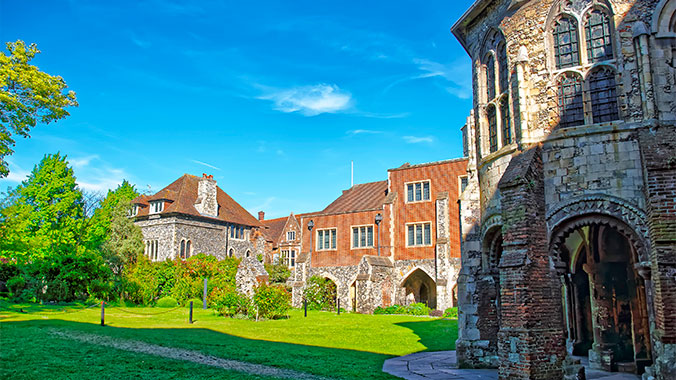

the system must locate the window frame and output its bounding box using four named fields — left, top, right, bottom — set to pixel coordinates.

left=404, top=180, right=432, bottom=203
left=351, top=224, right=375, bottom=249
left=405, top=222, right=433, bottom=247
left=316, top=228, right=337, bottom=251
left=149, top=201, right=164, bottom=214
left=286, top=230, right=296, bottom=241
